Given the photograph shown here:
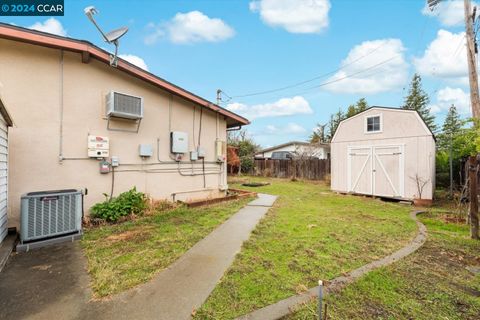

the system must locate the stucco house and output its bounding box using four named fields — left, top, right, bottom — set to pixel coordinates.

left=255, top=141, right=330, bottom=160
left=0, top=23, right=249, bottom=230
left=331, top=107, right=435, bottom=201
